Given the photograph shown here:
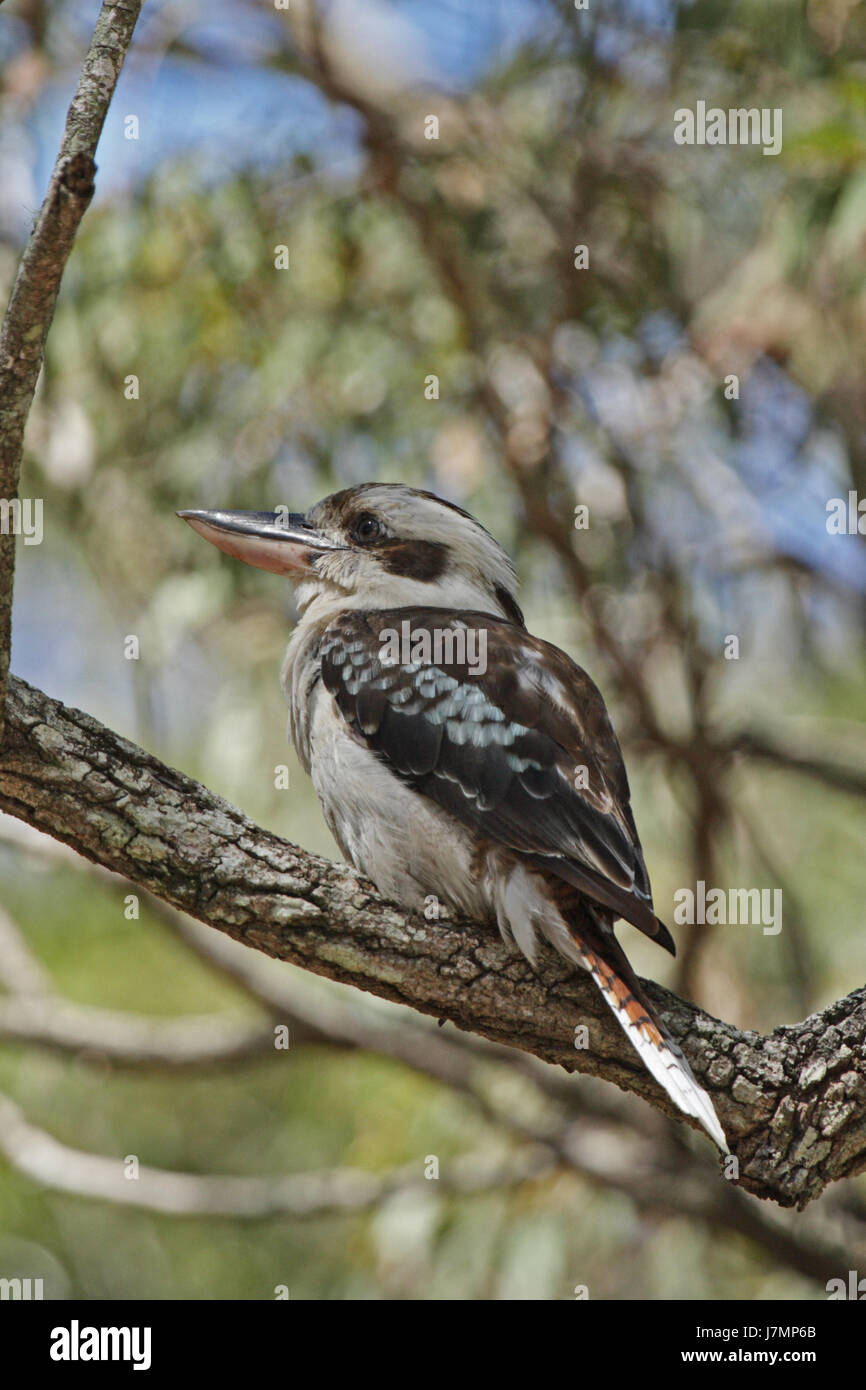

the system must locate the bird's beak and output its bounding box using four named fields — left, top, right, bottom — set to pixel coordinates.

left=177, top=509, right=343, bottom=576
